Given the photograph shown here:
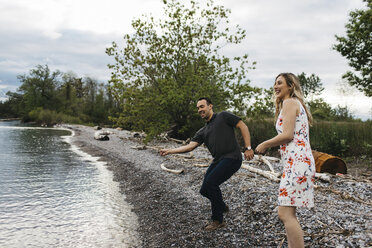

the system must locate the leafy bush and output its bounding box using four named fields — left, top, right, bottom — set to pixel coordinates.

left=310, top=121, right=372, bottom=157
left=27, top=107, right=82, bottom=126
left=239, top=119, right=372, bottom=157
